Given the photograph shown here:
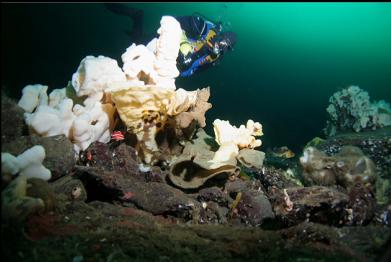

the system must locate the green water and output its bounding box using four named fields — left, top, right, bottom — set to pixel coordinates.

left=2, top=3, right=391, bottom=151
